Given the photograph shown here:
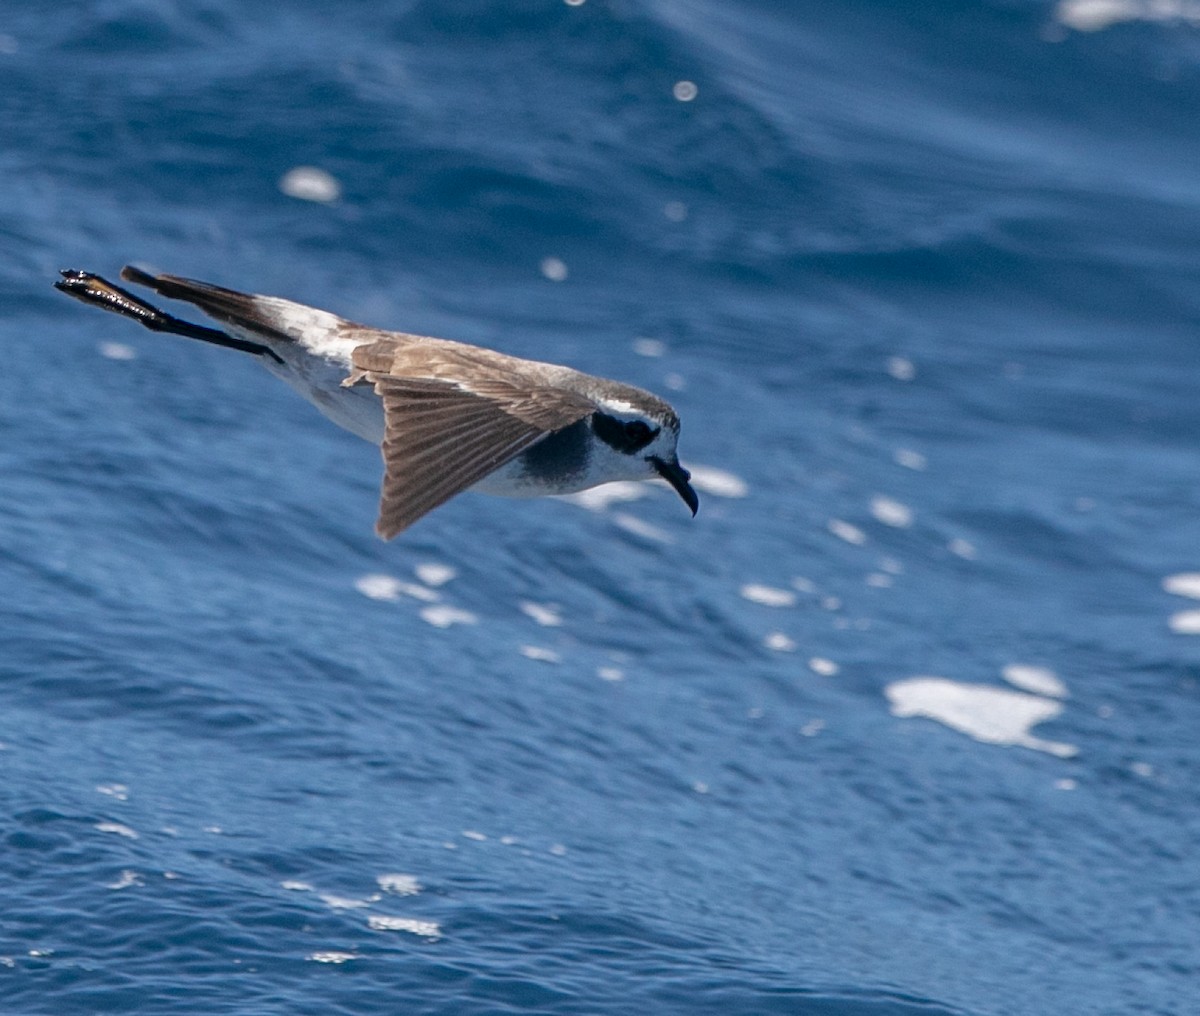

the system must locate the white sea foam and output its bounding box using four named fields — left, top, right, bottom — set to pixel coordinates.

left=368, top=915, right=441, bottom=937
left=377, top=873, right=421, bottom=895
left=355, top=574, right=440, bottom=603
left=519, top=601, right=562, bottom=627
left=870, top=495, right=914, bottom=529
left=519, top=645, right=561, bottom=663
left=886, top=677, right=1077, bottom=757
left=1002, top=664, right=1068, bottom=699
left=540, top=257, right=568, bottom=281
left=307, top=952, right=357, bottom=964
left=688, top=466, right=749, bottom=498
left=415, top=563, right=456, bottom=587
left=828, top=519, right=867, bottom=545
left=279, top=166, right=341, bottom=203
left=95, top=822, right=138, bottom=839
left=673, top=80, right=698, bottom=101
left=614, top=513, right=673, bottom=543
left=764, top=632, right=796, bottom=652
left=106, top=870, right=142, bottom=890
left=808, top=657, right=839, bottom=676
left=633, top=337, right=667, bottom=357
left=1055, top=0, right=1200, bottom=32
left=948, top=538, right=977, bottom=560
left=740, top=584, right=796, bottom=607
left=887, top=356, right=916, bottom=381
left=419, top=605, right=477, bottom=628
left=1169, top=610, right=1200, bottom=635
left=99, top=341, right=137, bottom=361
left=557, top=481, right=648, bottom=511
left=893, top=448, right=927, bottom=471
left=1163, top=573, right=1200, bottom=599
left=320, top=894, right=370, bottom=910
left=355, top=574, right=401, bottom=600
